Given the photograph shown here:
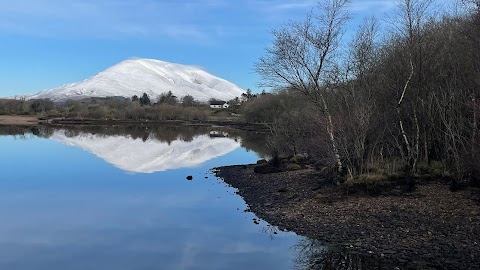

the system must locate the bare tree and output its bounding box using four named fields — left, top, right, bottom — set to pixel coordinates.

left=336, top=17, right=379, bottom=177
left=391, top=0, right=433, bottom=174
left=255, top=0, right=350, bottom=174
